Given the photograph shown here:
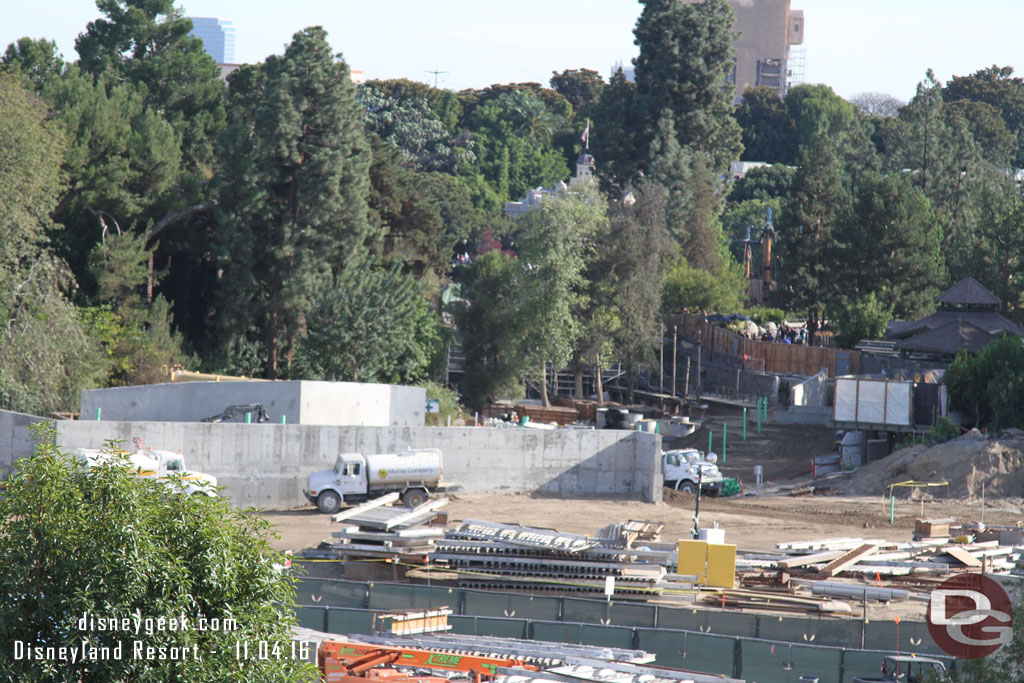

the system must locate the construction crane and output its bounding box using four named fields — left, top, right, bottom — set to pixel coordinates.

left=740, top=207, right=776, bottom=304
